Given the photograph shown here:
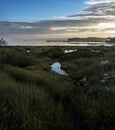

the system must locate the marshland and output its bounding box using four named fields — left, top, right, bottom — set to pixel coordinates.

left=0, top=46, right=115, bottom=130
